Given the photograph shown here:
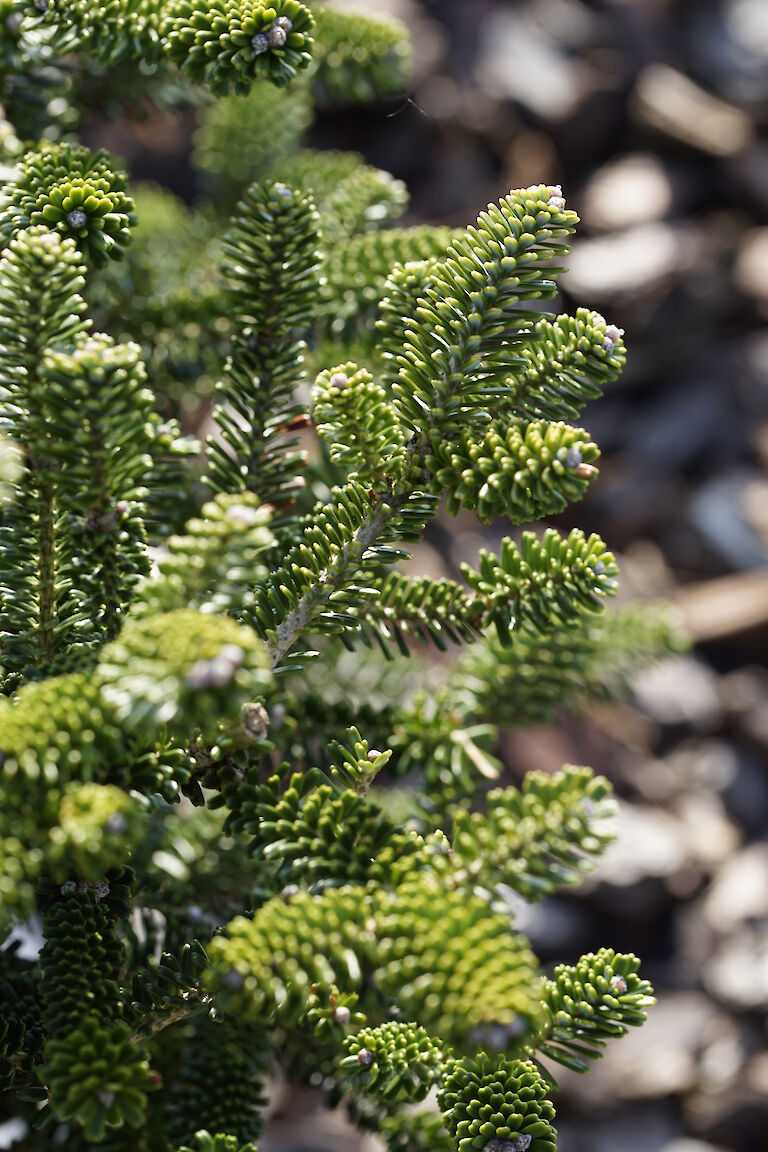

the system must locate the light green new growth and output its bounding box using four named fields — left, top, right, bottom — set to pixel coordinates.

left=0, top=143, right=135, bottom=266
